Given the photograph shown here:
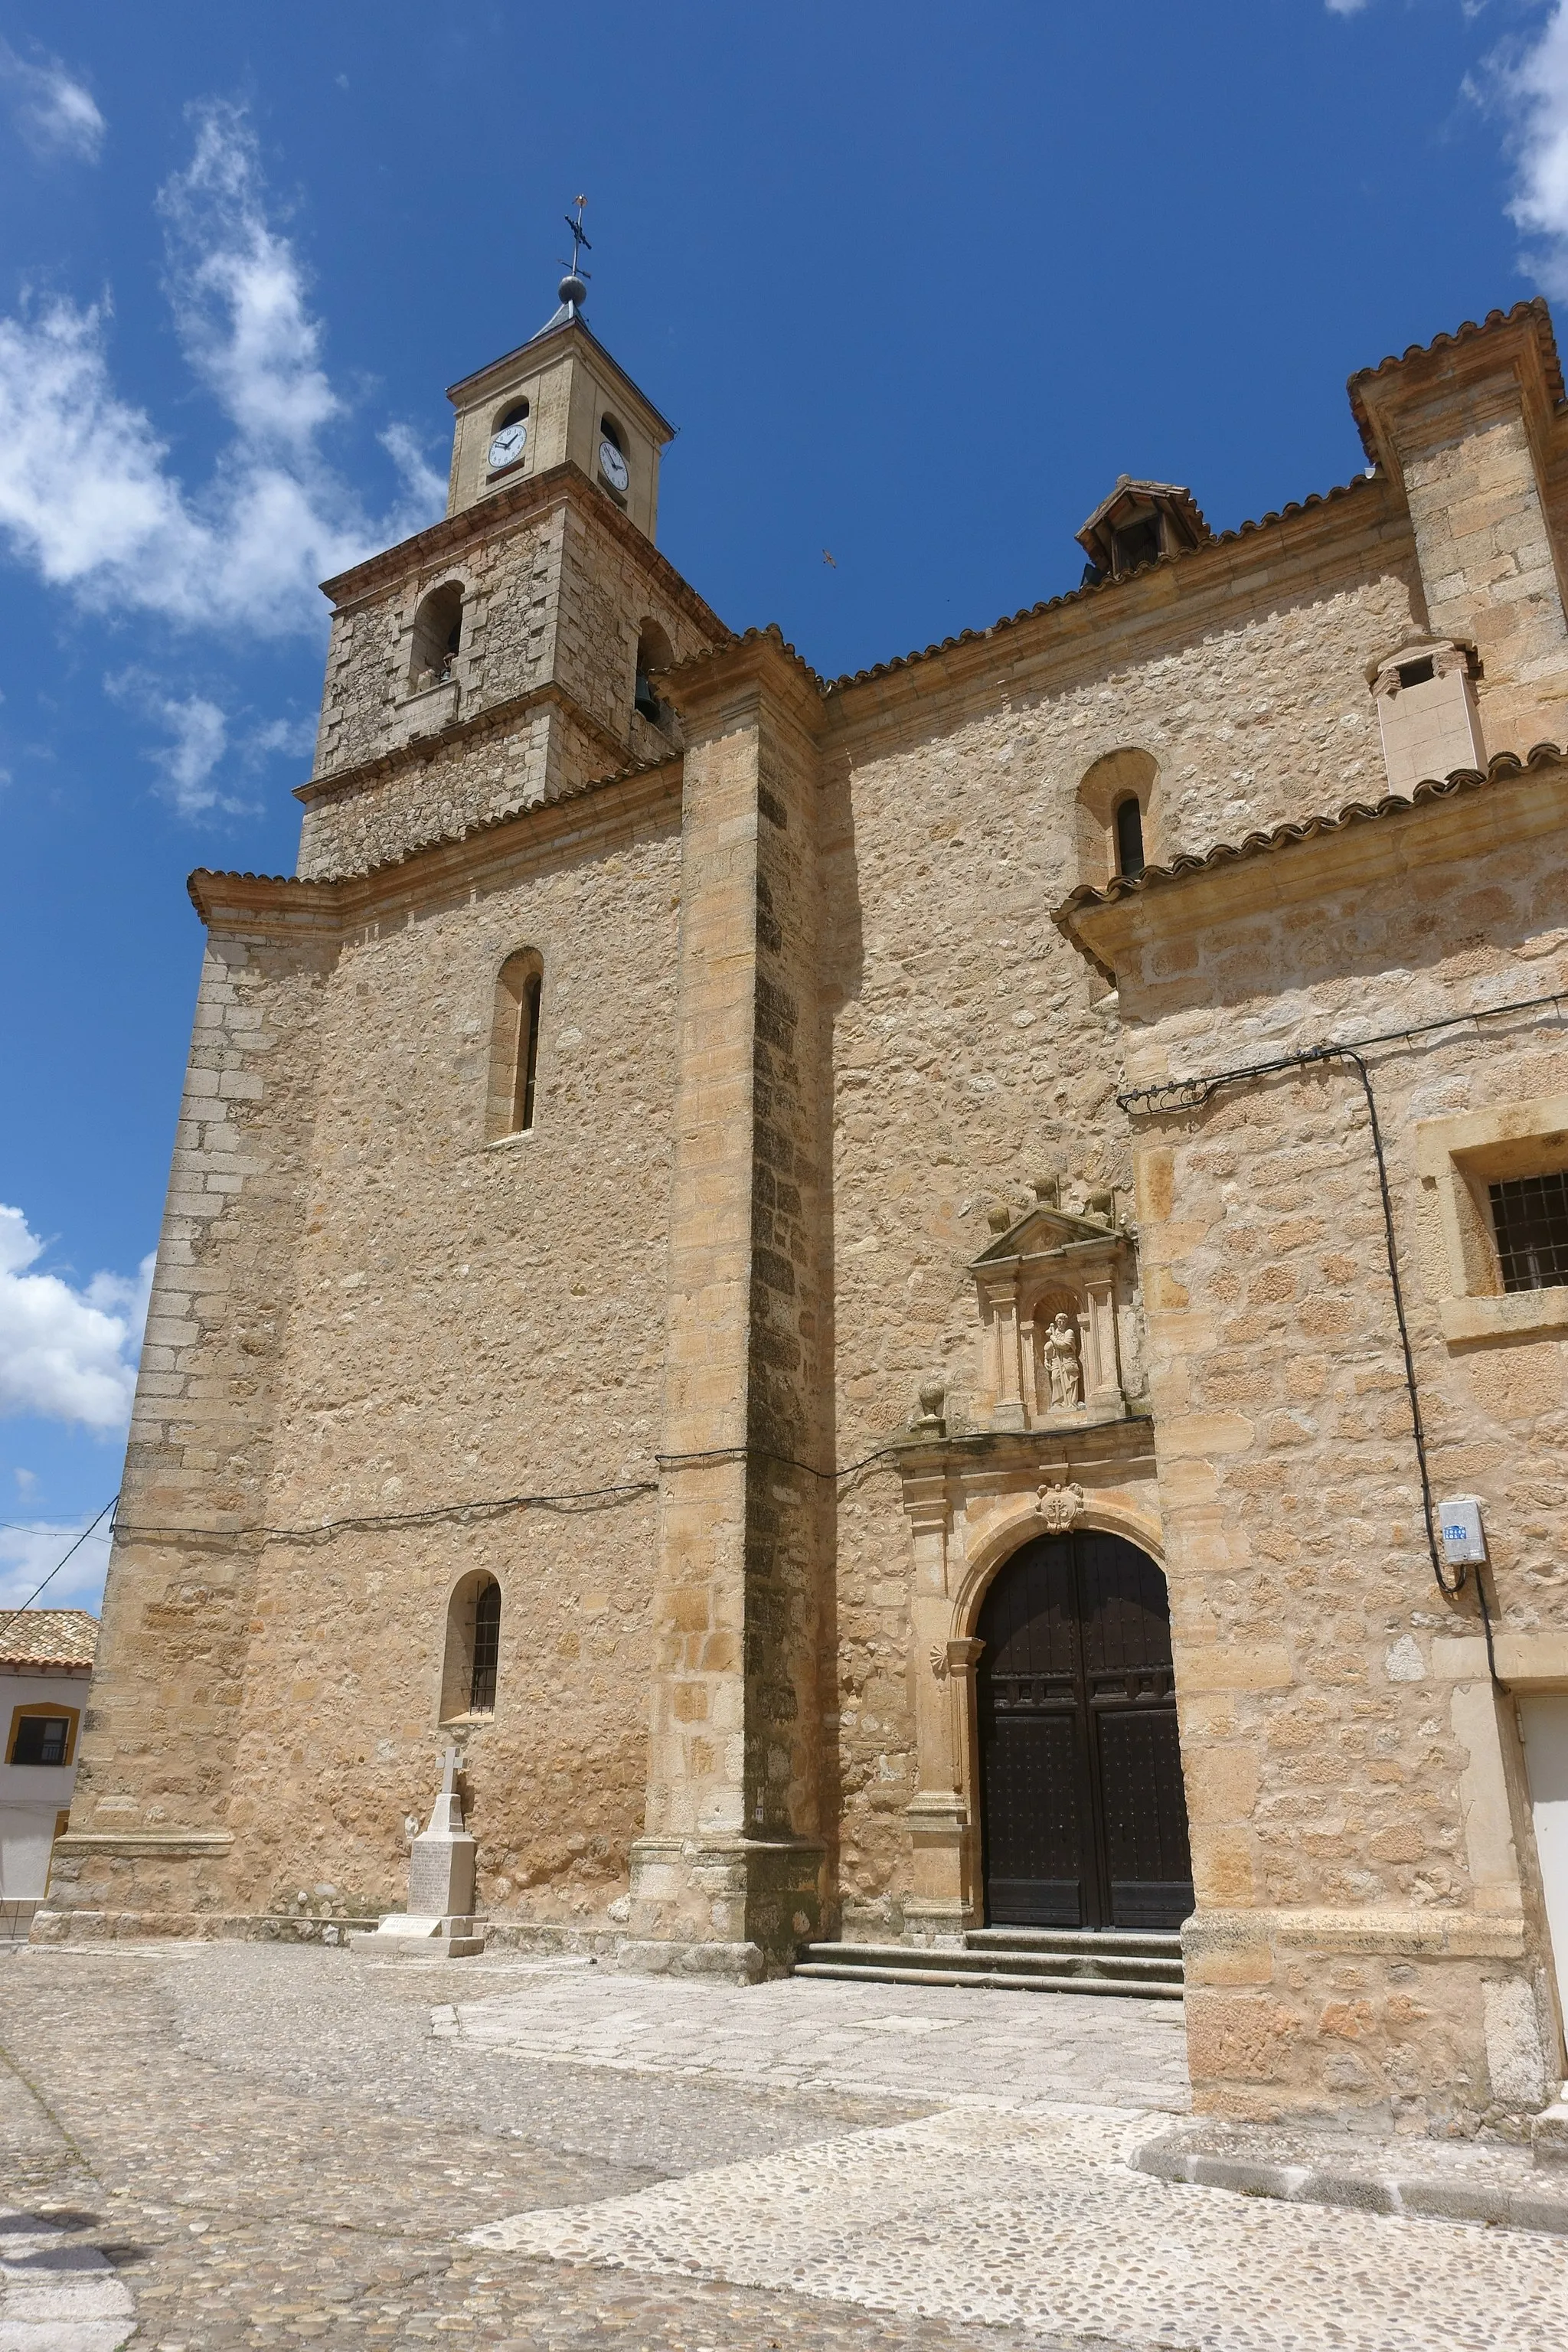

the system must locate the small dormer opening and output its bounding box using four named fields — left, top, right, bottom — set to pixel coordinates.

left=634, top=620, right=674, bottom=727
left=1369, top=639, right=1485, bottom=794
left=1115, top=795, right=1146, bottom=880
left=410, top=581, right=463, bottom=692
left=1111, top=516, right=1162, bottom=577
left=1076, top=477, right=1210, bottom=588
